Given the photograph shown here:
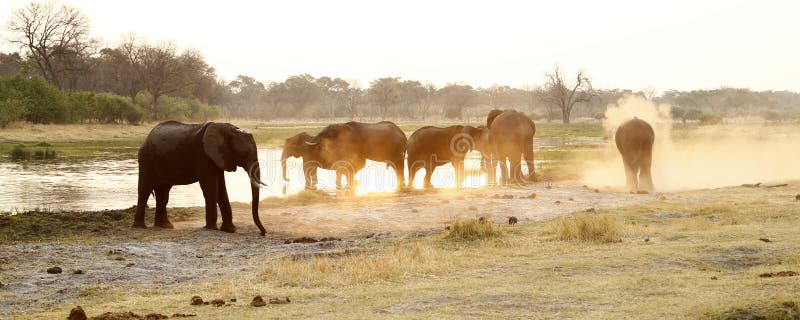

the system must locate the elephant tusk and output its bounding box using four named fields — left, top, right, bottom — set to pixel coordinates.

left=304, top=141, right=318, bottom=146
